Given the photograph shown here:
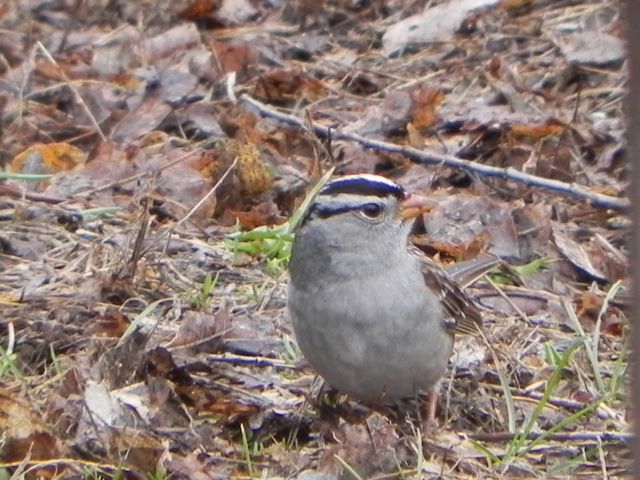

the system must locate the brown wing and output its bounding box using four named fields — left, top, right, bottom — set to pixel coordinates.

left=415, top=251, right=484, bottom=335
left=445, top=254, right=500, bottom=287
